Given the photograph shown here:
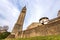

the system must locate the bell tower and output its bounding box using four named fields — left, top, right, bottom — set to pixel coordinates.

left=12, top=6, right=26, bottom=34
